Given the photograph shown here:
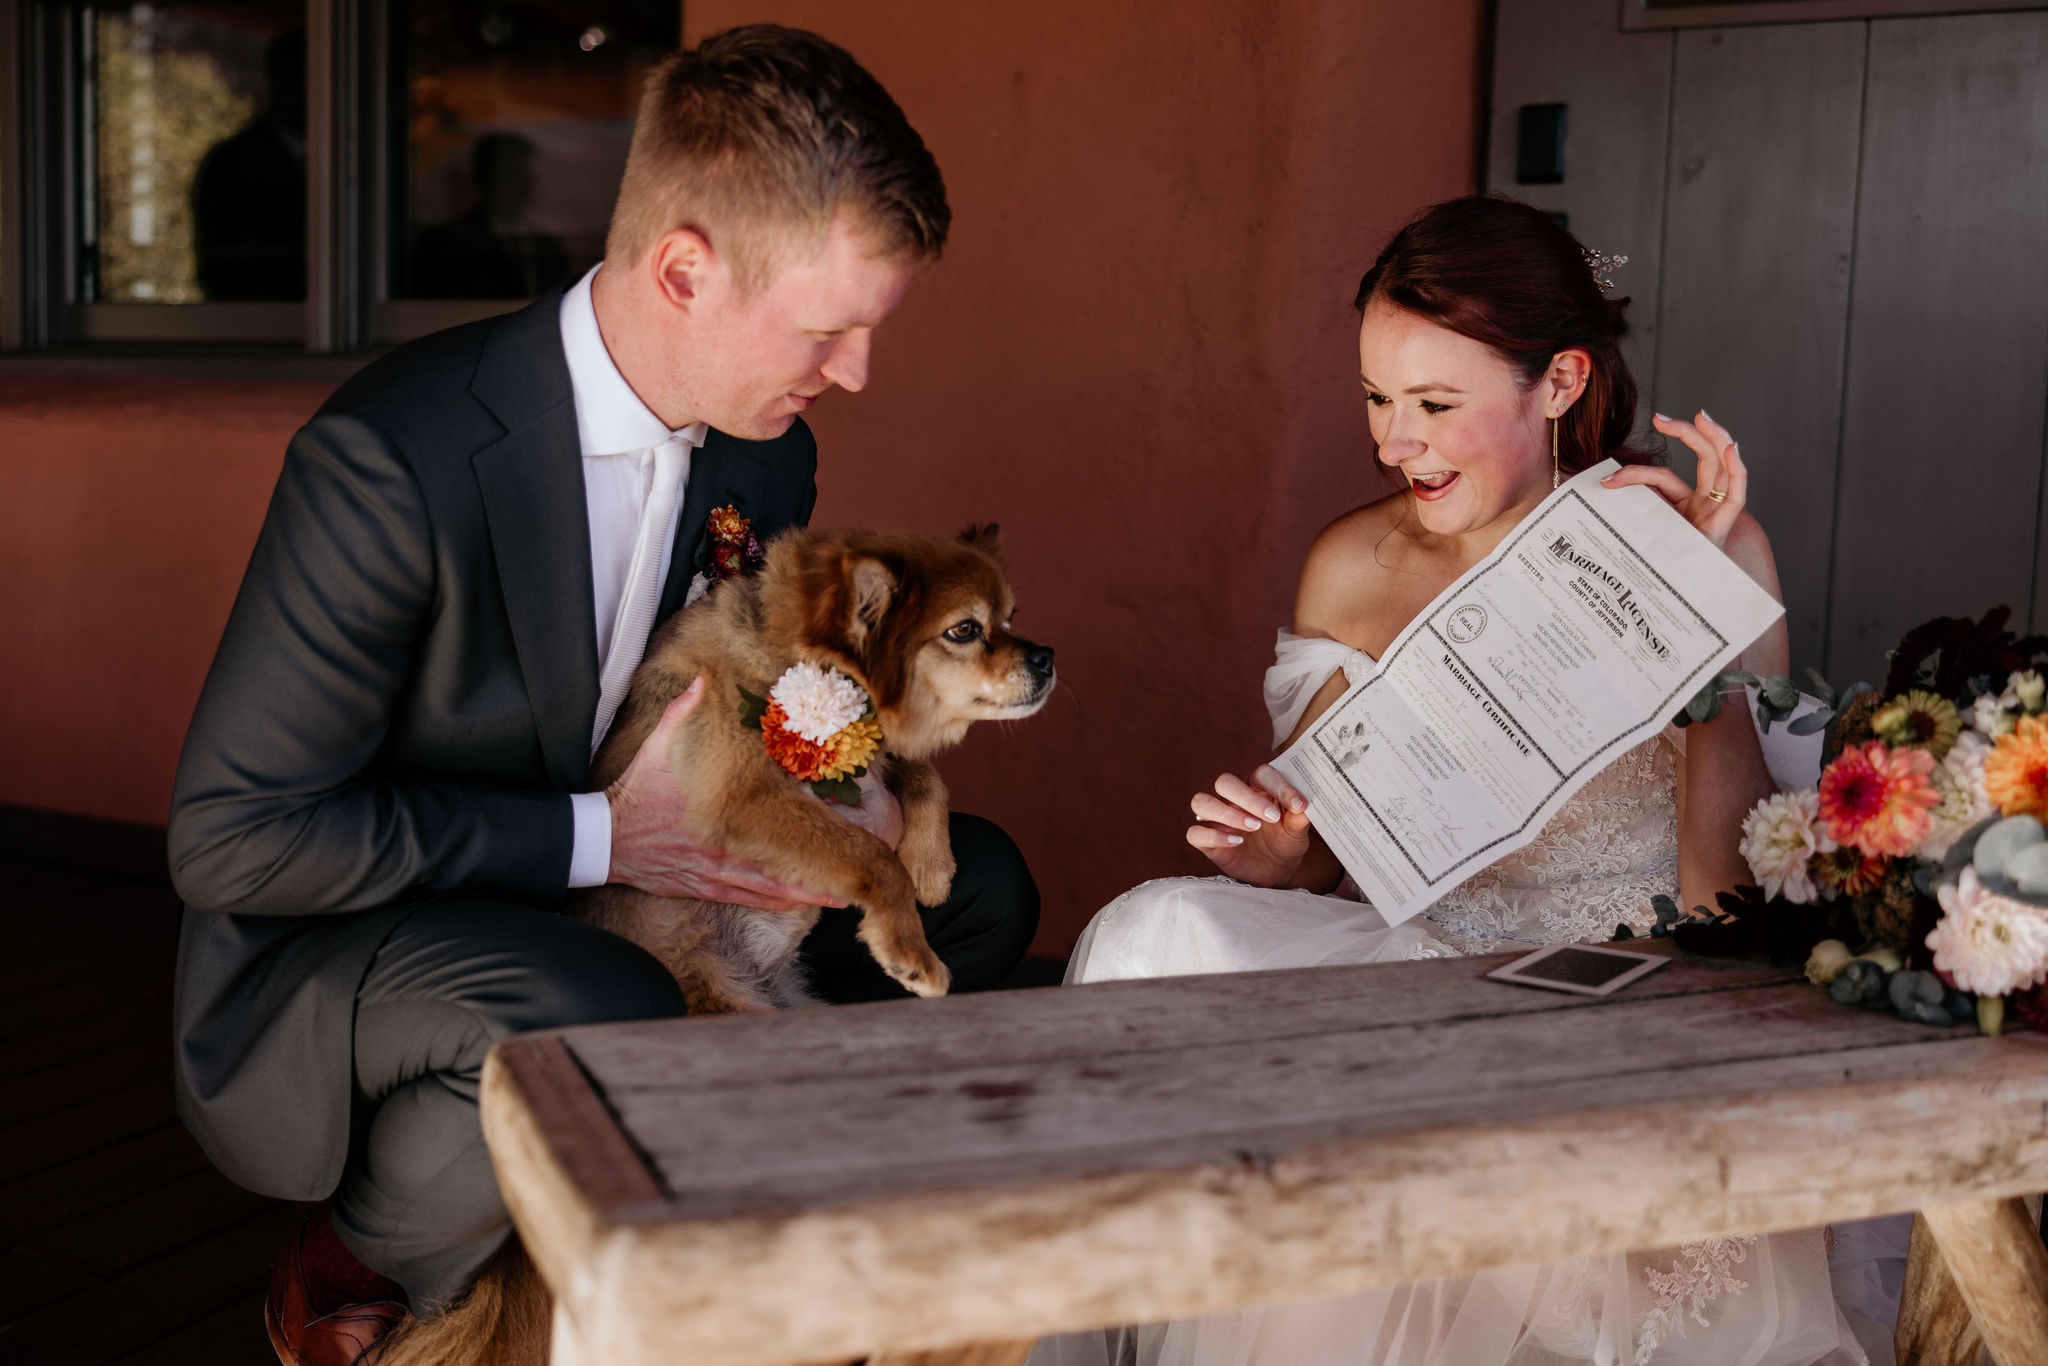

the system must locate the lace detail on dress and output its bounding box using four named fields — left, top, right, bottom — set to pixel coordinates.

left=1421, top=735, right=1681, bottom=955
left=1635, top=1236, right=1759, bottom=1364
left=1527, top=1260, right=1610, bottom=1357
